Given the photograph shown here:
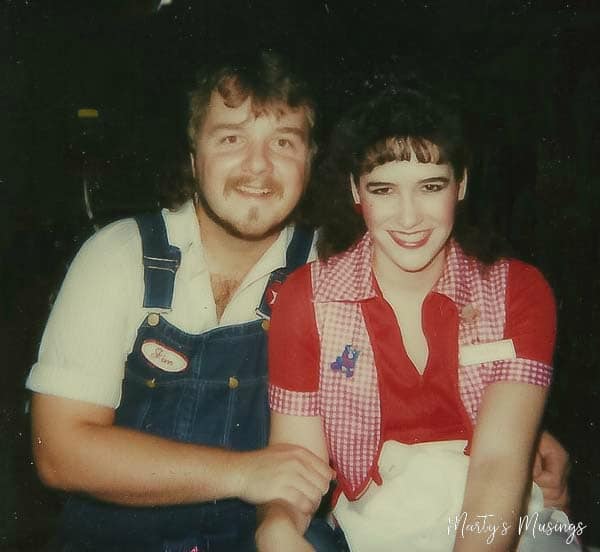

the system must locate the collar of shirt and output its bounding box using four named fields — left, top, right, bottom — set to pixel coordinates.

left=161, top=199, right=293, bottom=287
left=313, top=232, right=471, bottom=311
